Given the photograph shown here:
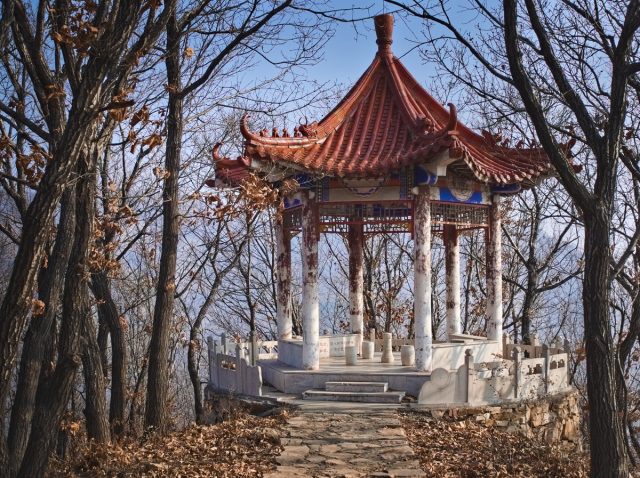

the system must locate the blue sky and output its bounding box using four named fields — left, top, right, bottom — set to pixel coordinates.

left=305, top=4, right=432, bottom=87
